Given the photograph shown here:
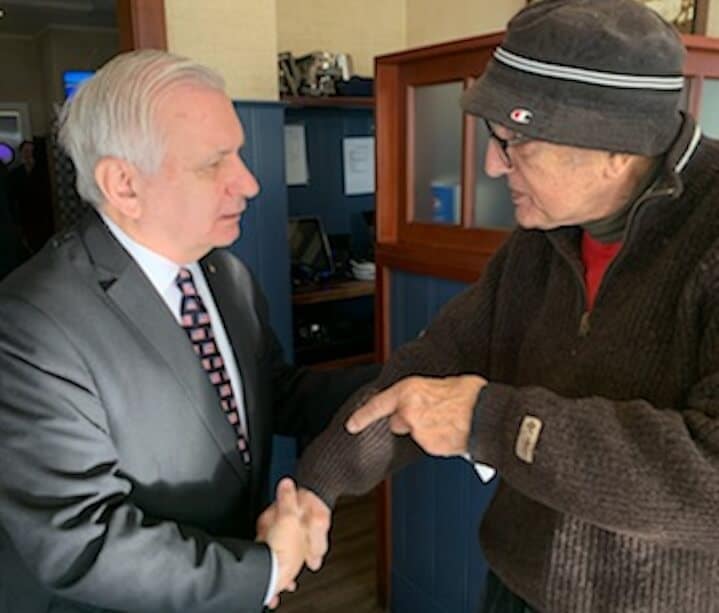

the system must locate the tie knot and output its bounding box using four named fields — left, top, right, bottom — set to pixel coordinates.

left=175, top=267, right=197, bottom=295
left=176, top=267, right=192, bottom=282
